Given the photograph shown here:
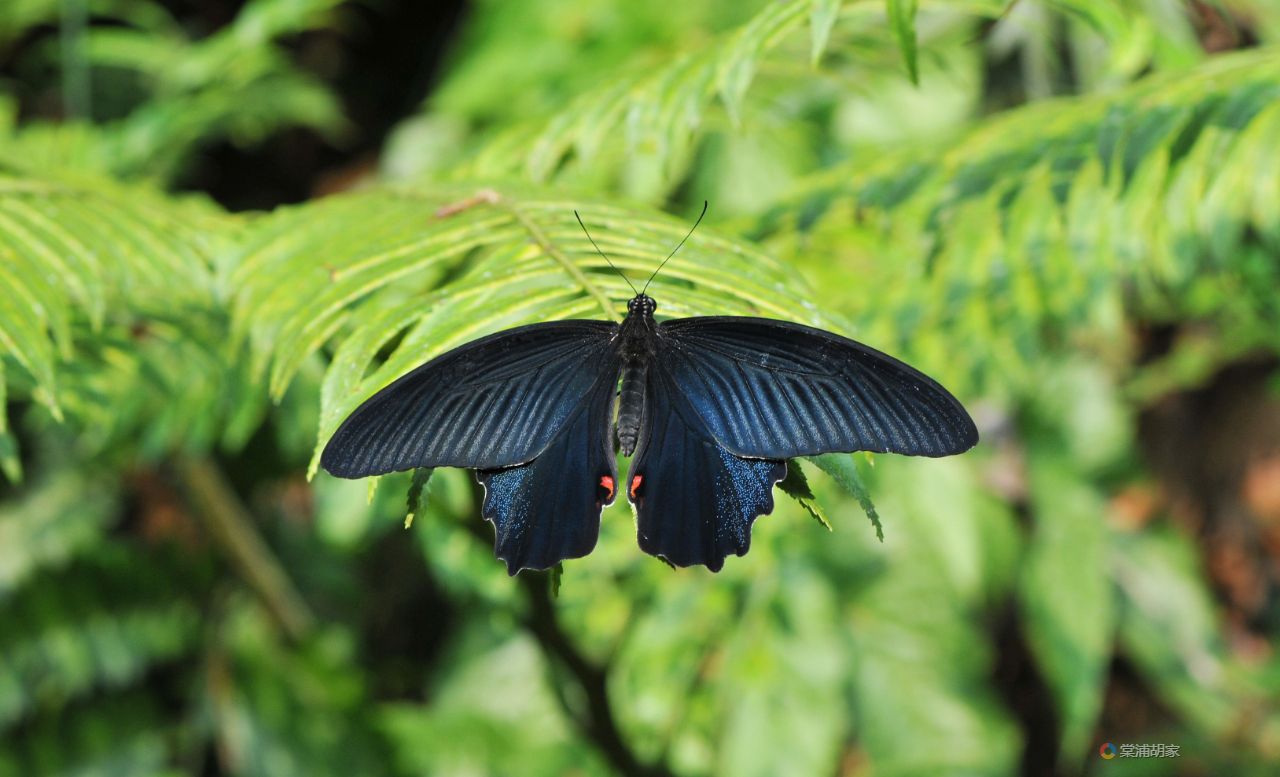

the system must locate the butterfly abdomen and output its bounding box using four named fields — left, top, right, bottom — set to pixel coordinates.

left=615, top=297, right=660, bottom=457
left=617, top=357, right=647, bottom=455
